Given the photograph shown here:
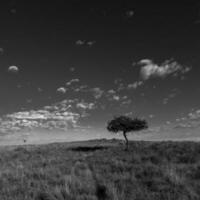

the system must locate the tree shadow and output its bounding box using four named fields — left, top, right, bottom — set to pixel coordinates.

left=70, top=146, right=107, bottom=152
left=95, top=183, right=109, bottom=200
